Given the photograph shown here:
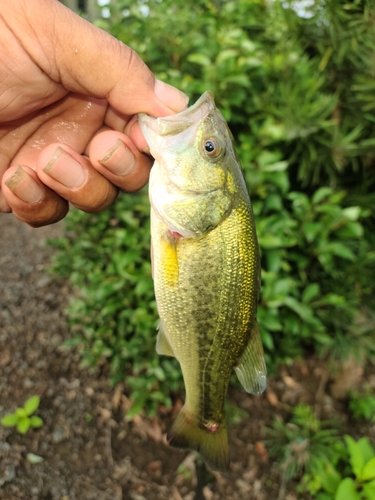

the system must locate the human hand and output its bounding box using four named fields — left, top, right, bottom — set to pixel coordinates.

left=0, top=0, right=188, bottom=227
